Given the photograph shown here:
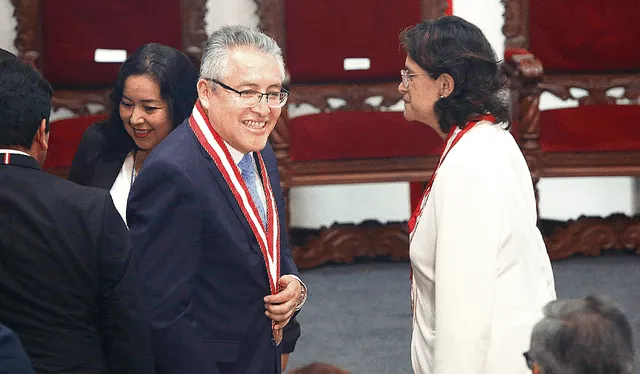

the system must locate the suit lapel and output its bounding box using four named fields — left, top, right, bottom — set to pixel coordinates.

left=190, top=128, right=265, bottom=259
left=92, top=156, right=126, bottom=190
